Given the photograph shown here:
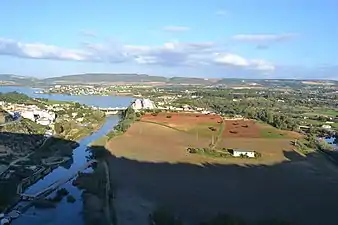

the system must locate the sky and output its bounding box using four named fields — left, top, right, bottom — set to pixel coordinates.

left=0, top=0, right=337, bottom=79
